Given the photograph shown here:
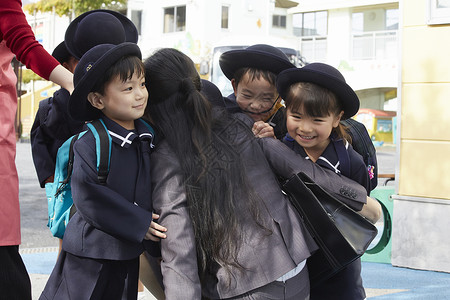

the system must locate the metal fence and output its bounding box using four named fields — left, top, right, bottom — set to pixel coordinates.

left=299, top=30, right=398, bottom=62
left=351, top=30, right=398, bottom=60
